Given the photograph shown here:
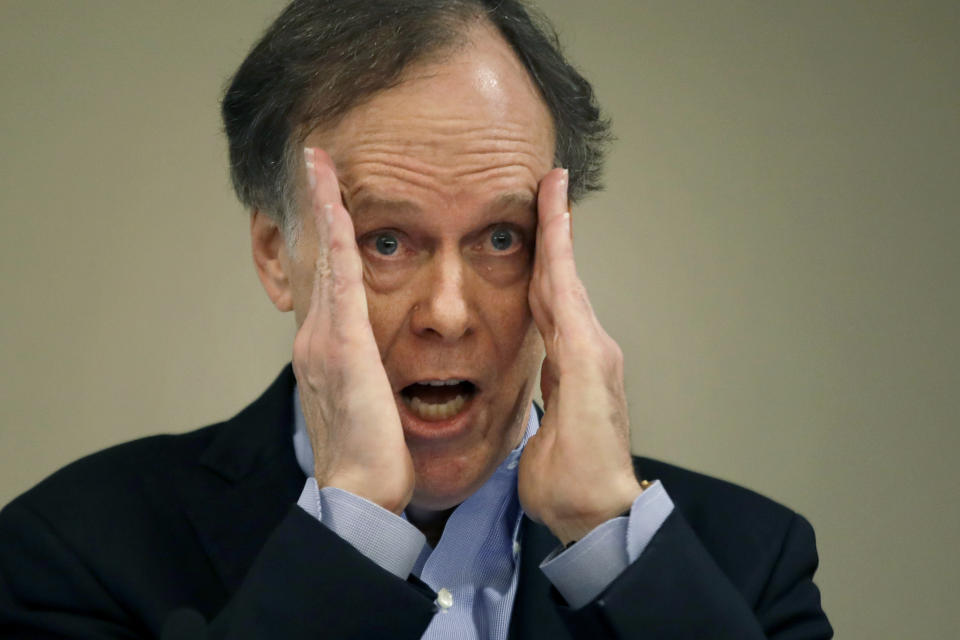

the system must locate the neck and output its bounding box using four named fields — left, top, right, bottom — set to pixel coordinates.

left=406, top=504, right=457, bottom=548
